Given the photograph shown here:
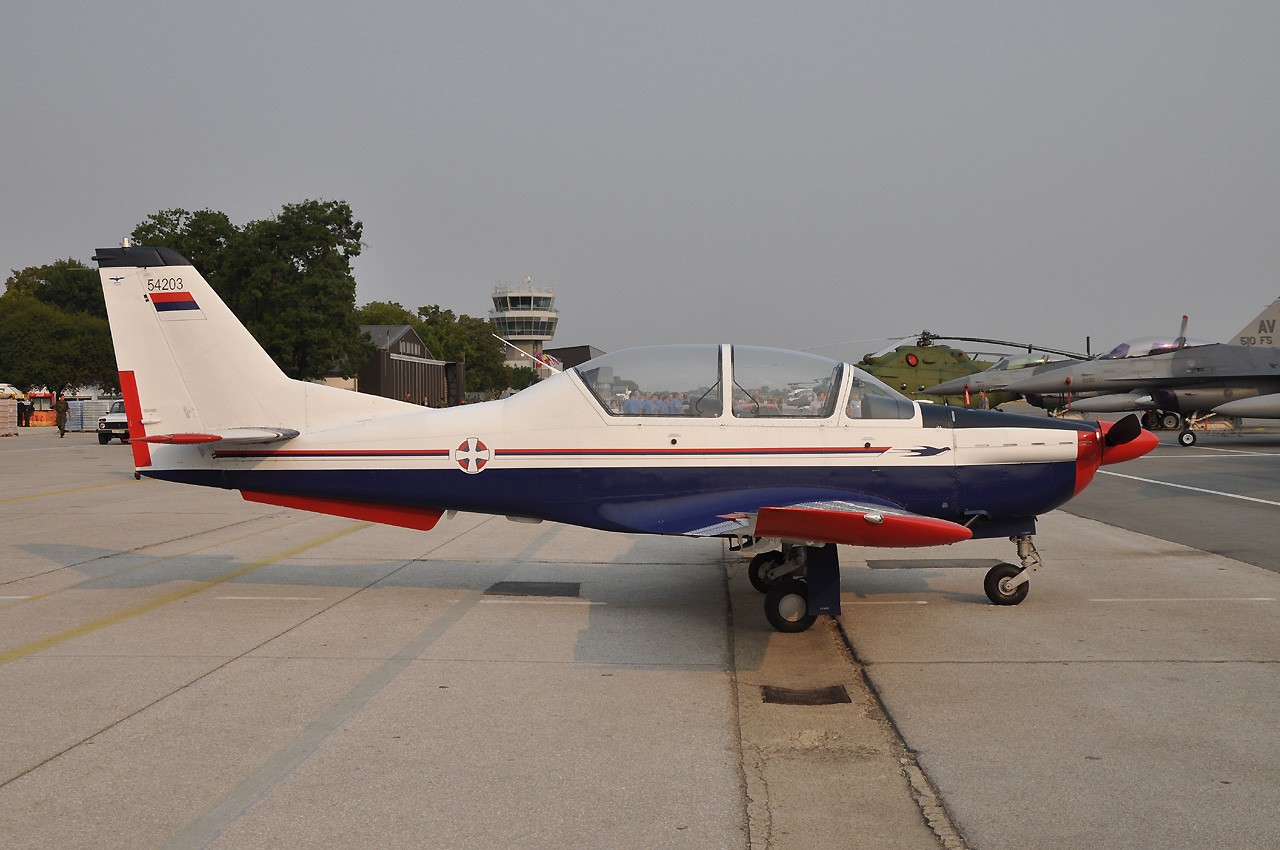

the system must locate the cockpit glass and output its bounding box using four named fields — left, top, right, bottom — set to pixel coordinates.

left=1099, top=336, right=1213, bottom=359
left=730, top=346, right=842, bottom=418
left=845, top=366, right=916, bottom=419
left=574, top=345, right=722, bottom=416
